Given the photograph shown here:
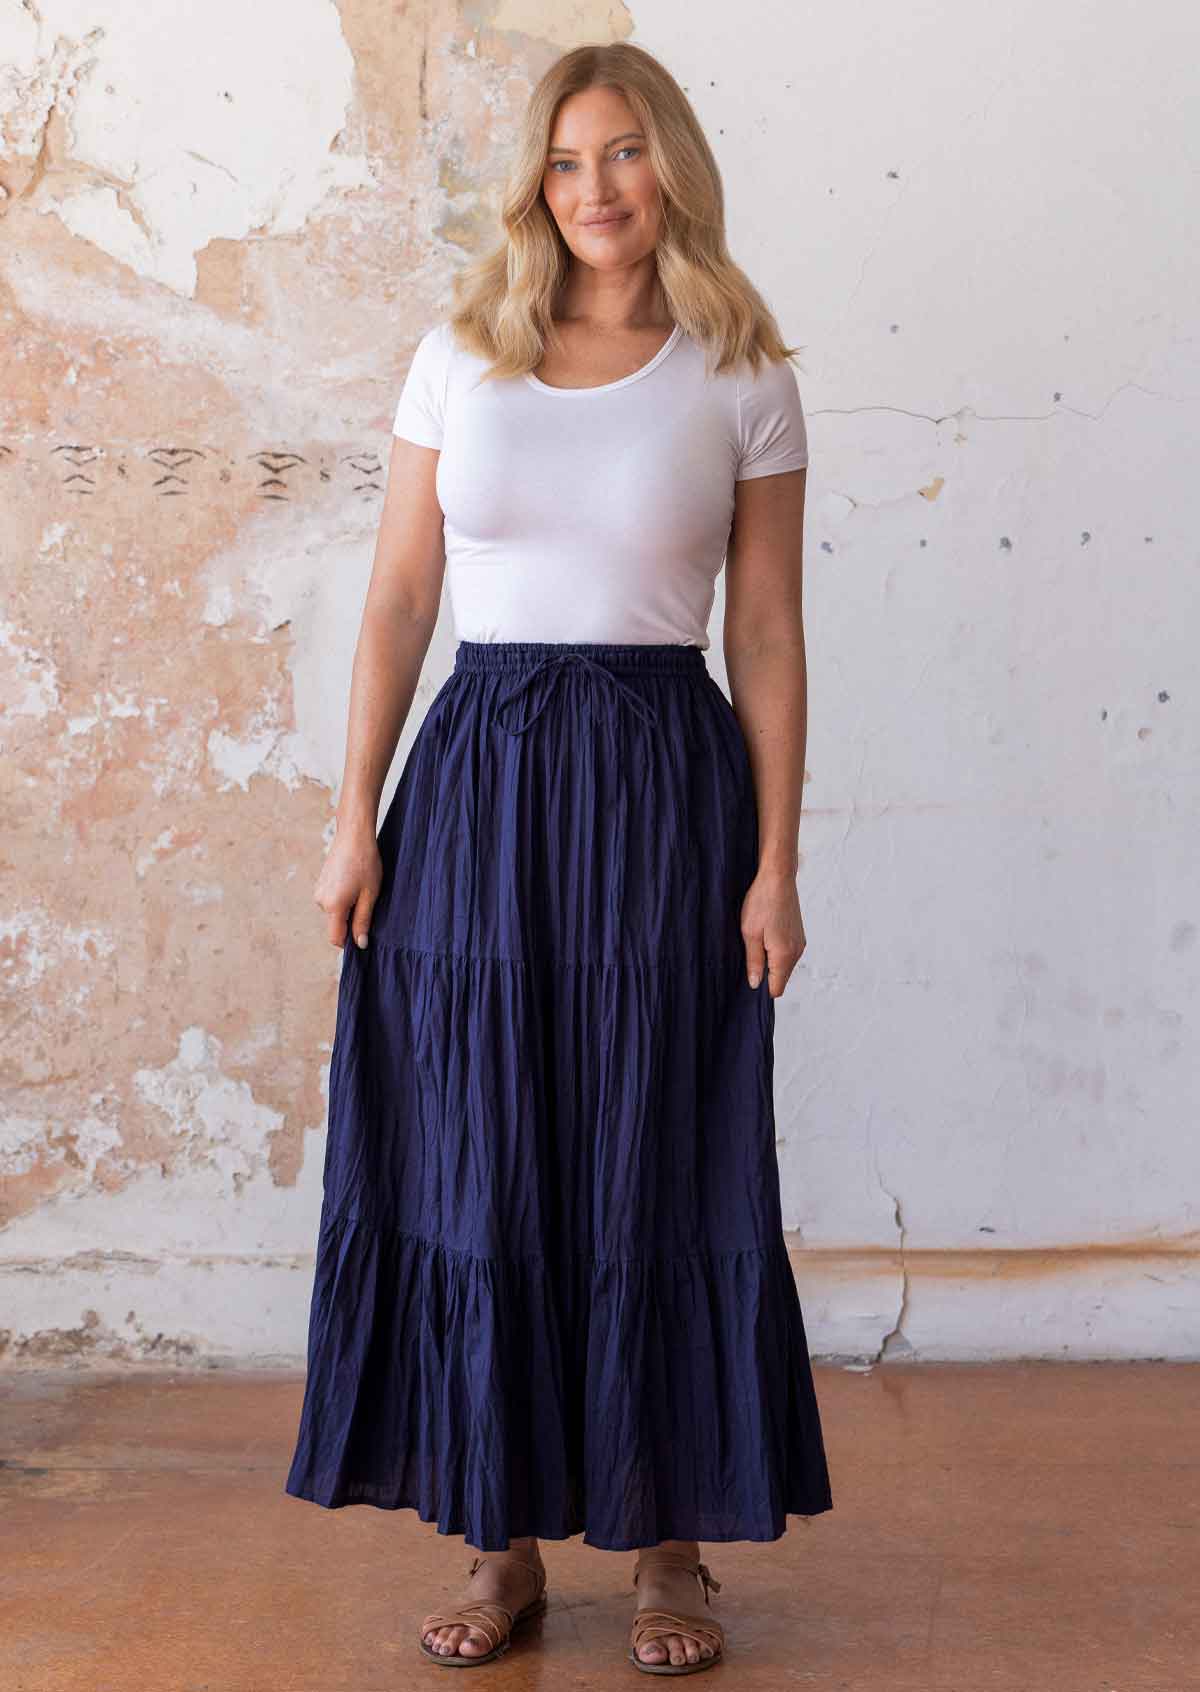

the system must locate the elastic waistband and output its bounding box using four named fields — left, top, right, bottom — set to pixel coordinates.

left=454, top=640, right=707, bottom=675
